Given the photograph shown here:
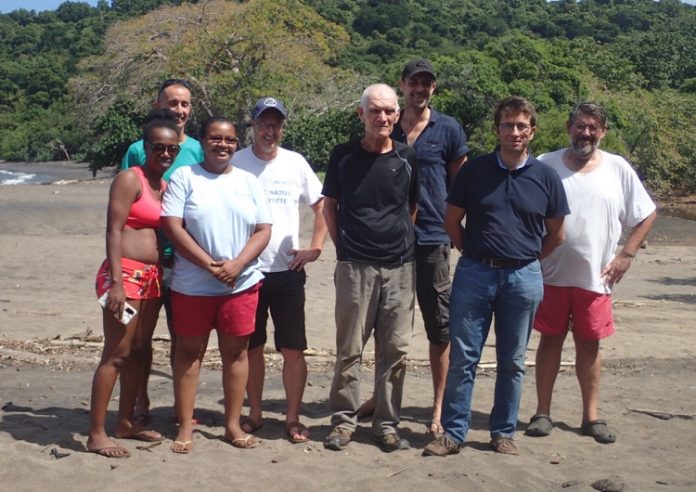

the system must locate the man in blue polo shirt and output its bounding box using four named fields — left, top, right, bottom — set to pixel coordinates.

left=393, top=58, right=468, bottom=436
left=424, top=96, right=569, bottom=457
